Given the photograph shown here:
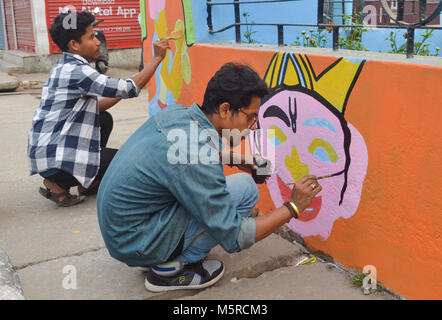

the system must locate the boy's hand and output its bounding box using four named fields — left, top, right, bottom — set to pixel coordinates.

left=290, top=175, right=322, bottom=213
left=153, top=39, right=170, bottom=61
